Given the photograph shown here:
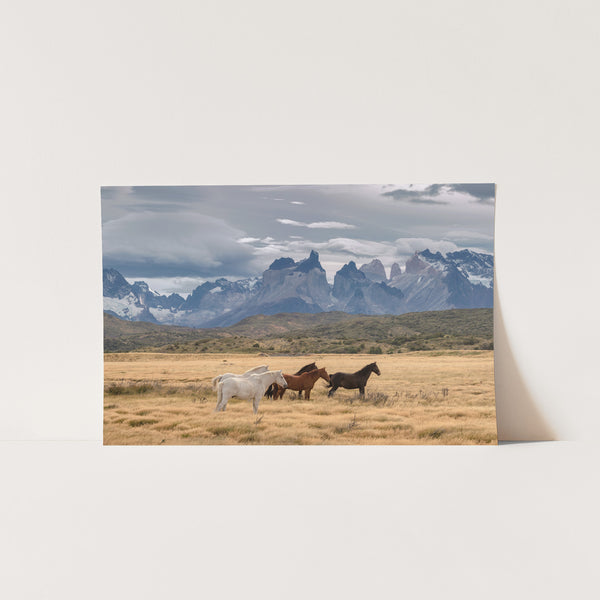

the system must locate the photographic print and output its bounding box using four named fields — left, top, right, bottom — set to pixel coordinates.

left=102, top=184, right=496, bottom=445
